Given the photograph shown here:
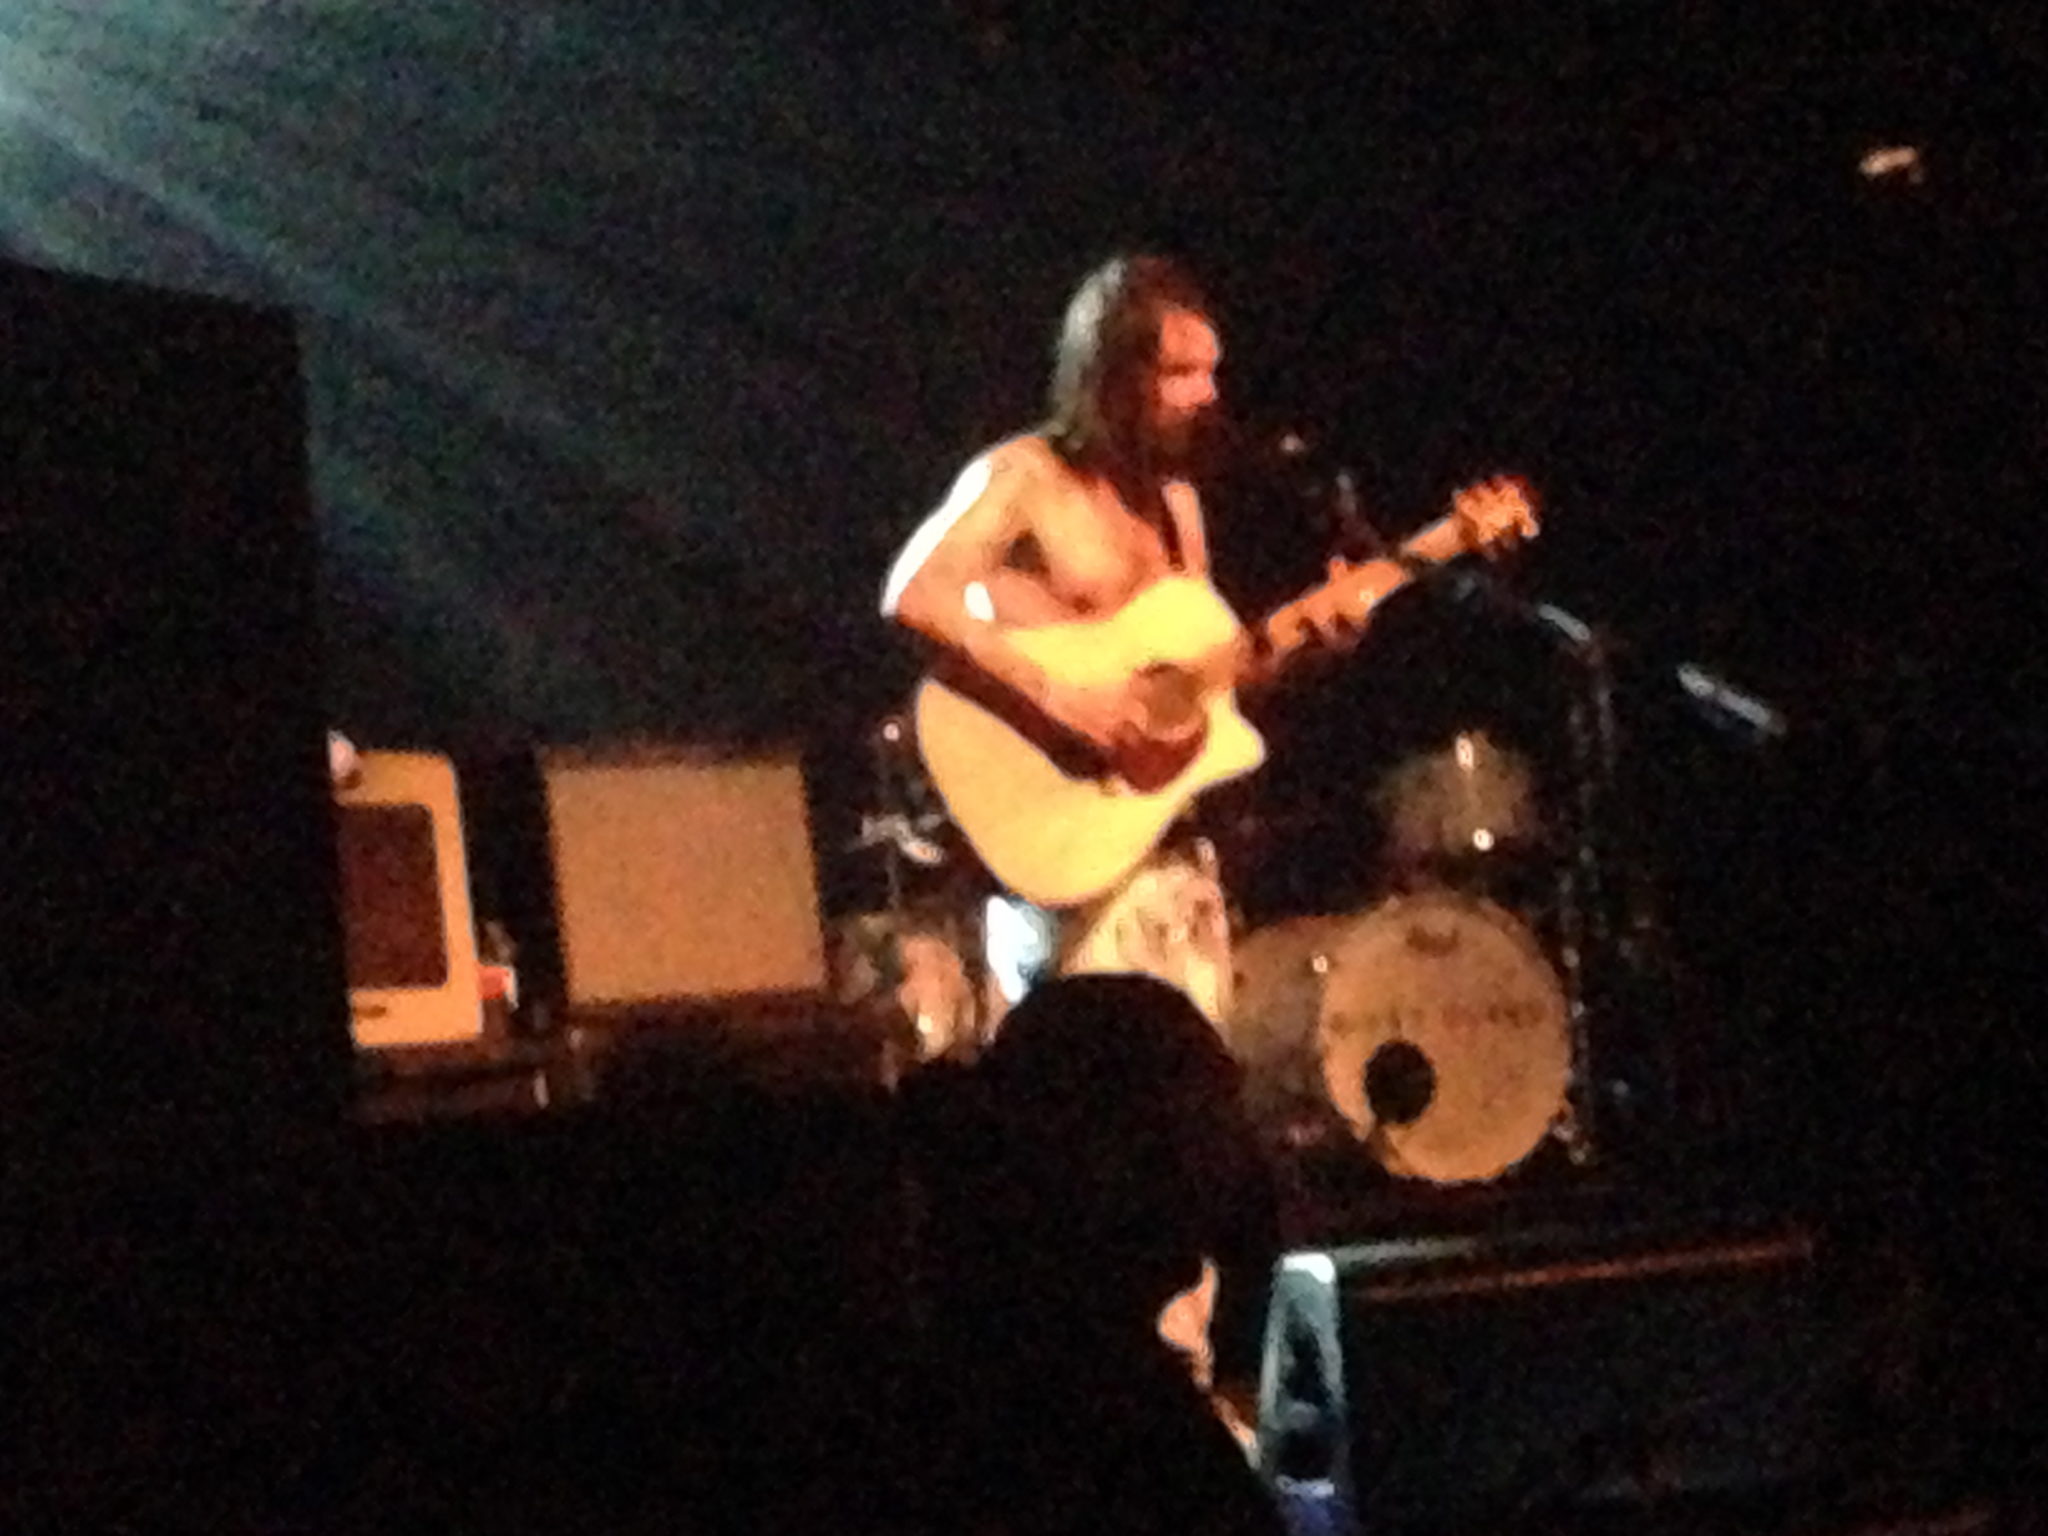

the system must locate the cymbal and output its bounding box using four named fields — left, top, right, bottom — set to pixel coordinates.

left=1375, top=729, right=1544, bottom=866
